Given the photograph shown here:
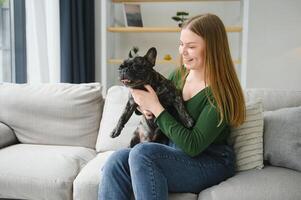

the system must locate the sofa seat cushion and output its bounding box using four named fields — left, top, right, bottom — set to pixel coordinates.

left=74, top=151, right=198, bottom=200
left=0, top=144, right=96, bottom=200
left=198, top=166, right=301, bottom=200
left=73, top=151, right=114, bottom=200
